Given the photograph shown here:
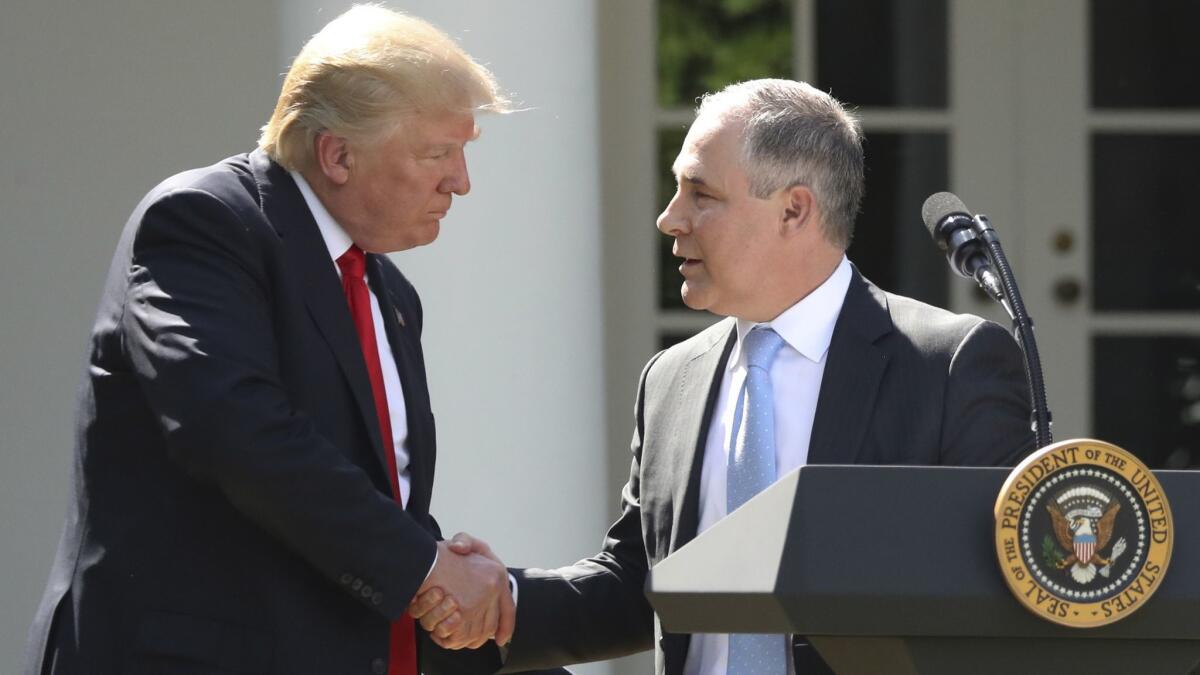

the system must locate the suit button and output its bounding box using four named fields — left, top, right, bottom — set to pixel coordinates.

left=340, top=573, right=353, bottom=585
left=352, top=579, right=364, bottom=591
left=371, top=592, right=384, bottom=605
left=361, top=585, right=373, bottom=598
left=371, top=657, right=386, bottom=674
